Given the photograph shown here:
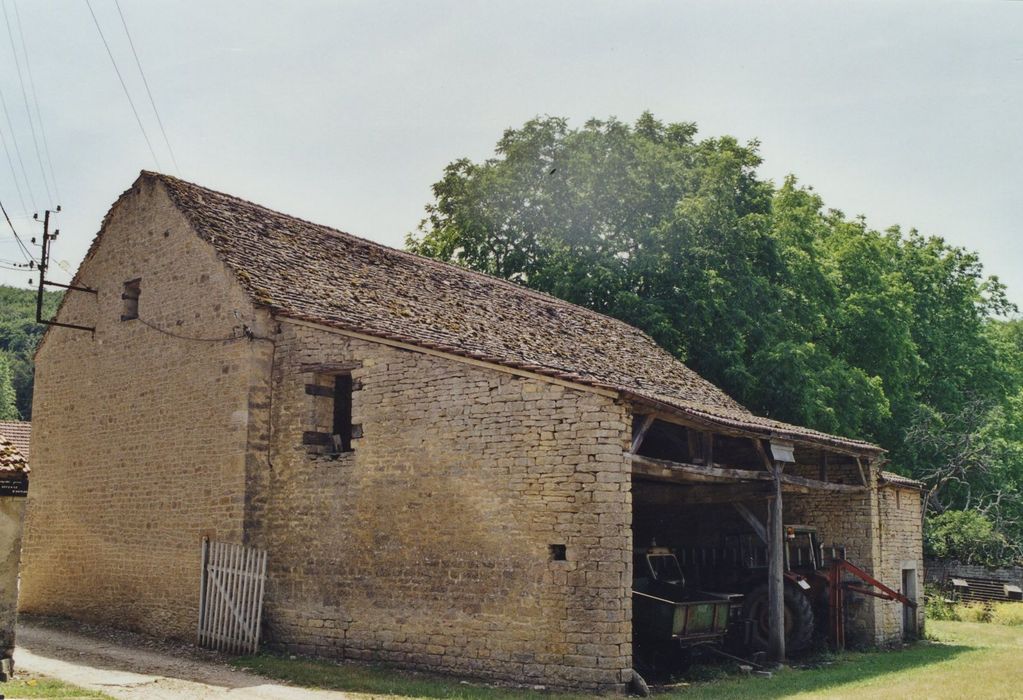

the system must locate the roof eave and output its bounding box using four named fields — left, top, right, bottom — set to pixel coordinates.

left=623, top=391, right=885, bottom=459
